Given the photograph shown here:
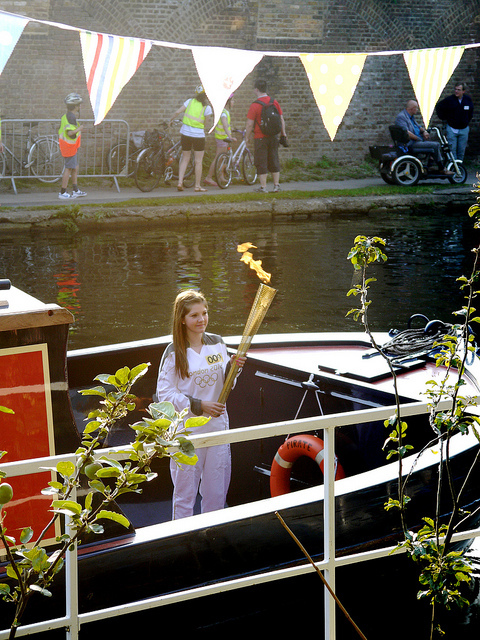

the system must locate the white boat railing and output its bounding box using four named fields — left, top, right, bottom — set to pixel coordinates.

left=0, top=397, right=479, bottom=640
